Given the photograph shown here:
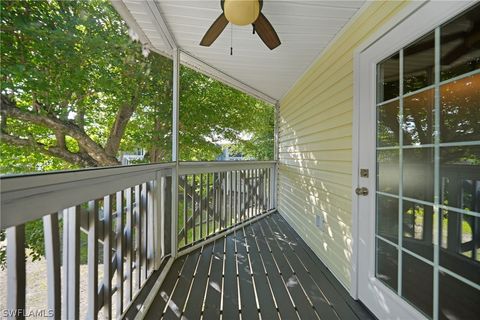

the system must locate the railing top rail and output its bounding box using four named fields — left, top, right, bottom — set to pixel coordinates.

left=1, top=164, right=174, bottom=229
left=0, top=160, right=276, bottom=229
left=1, top=162, right=176, bottom=191
left=178, top=160, right=276, bottom=175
